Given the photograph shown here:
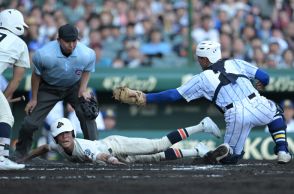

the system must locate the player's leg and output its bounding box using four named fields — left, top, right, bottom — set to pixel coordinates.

left=120, top=142, right=210, bottom=163
left=65, top=84, right=98, bottom=140
left=0, top=92, right=25, bottom=170
left=15, top=86, right=61, bottom=156
left=204, top=107, right=248, bottom=165
left=103, top=117, right=220, bottom=156
left=267, top=102, right=291, bottom=163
